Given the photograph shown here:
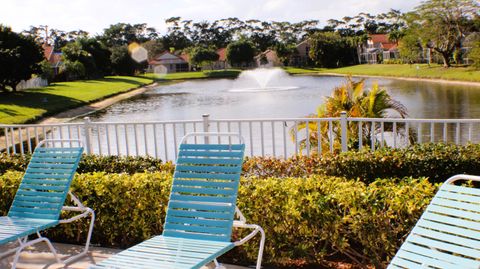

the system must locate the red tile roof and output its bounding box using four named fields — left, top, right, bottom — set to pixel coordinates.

left=179, top=52, right=189, bottom=62
left=42, top=43, right=63, bottom=65
left=42, top=44, right=53, bottom=61
left=370, top=34, right=389, bottom=44
left=369, top=34, right=397, bottom=50
left=216, top=48, right=226, bottom=61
